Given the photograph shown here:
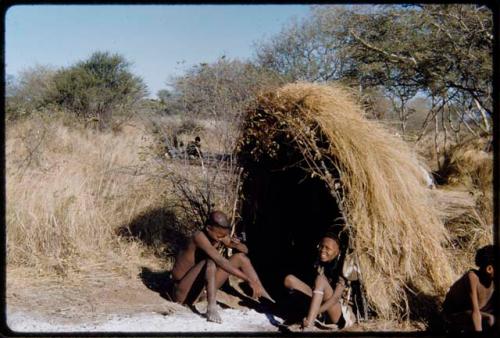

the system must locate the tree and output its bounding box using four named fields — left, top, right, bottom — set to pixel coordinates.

left=50, top=51, right=148, bottom=124
left=157, top=89, right=172, bottom=104
left=341, top=4, right=493, bottom=136
left=254, top=6, right=355, bottom=83
left=169, top=56, right=283, bottom=121
left=5, top=65, right=57, bottom=120
left=404, top=96, right=432, bottom=133
left=6, top=74, right=17, bottom=98
left=253, top=4, right=493, bottom=142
